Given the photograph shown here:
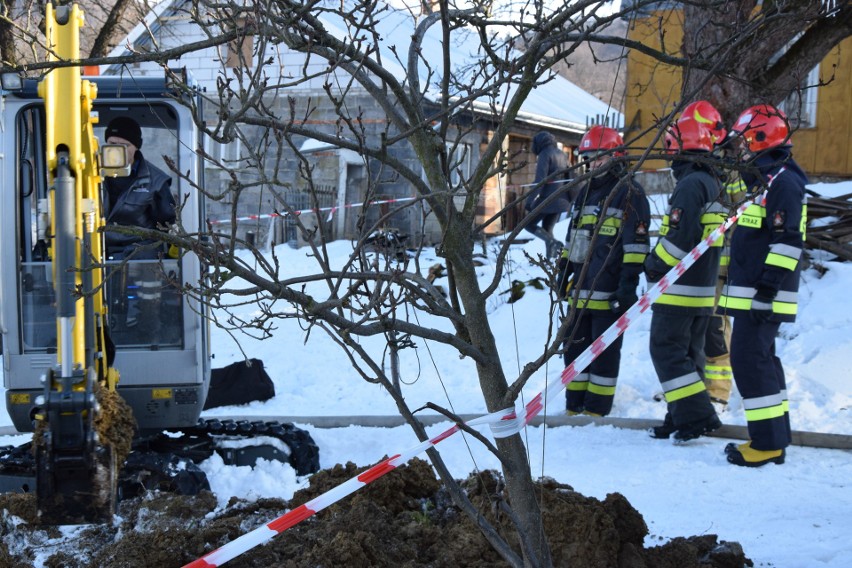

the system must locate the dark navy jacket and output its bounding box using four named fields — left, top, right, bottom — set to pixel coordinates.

left=718, top=148, right=808, bottom=322
left=645, top=159, right=726, bottom=315
left=525, top=132, right=570, bottom=214
left=565, top=172, right=651, bottom=310
left=104, top=151, right=175, bottom=258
